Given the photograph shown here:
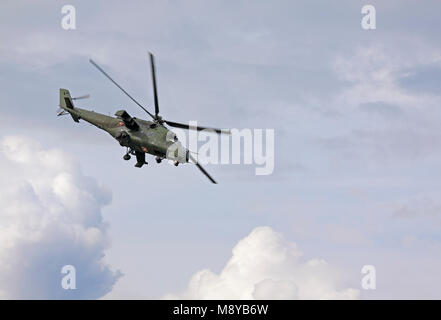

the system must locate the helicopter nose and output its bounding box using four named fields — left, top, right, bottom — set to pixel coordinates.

left=166, top=143, right=189, bottom=164
left=176, top=145, right=189, bottom=164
